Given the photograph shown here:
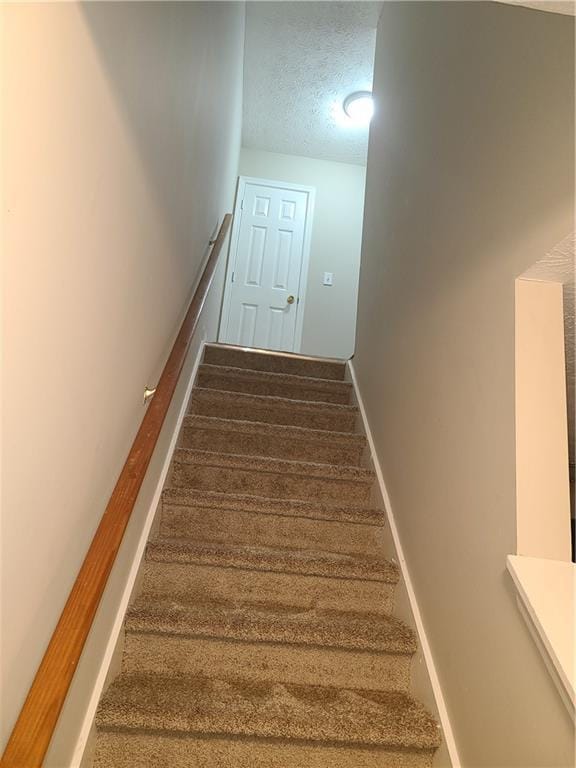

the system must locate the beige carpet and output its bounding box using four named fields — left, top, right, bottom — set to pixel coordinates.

left=93, top=344, right=441, bottom=767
